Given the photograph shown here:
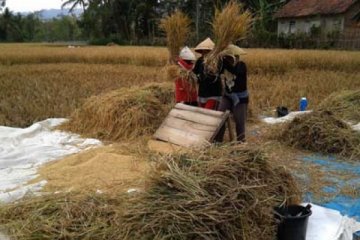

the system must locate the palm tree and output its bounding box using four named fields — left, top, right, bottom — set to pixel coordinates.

left=61, top=0, right=88, bottom=12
